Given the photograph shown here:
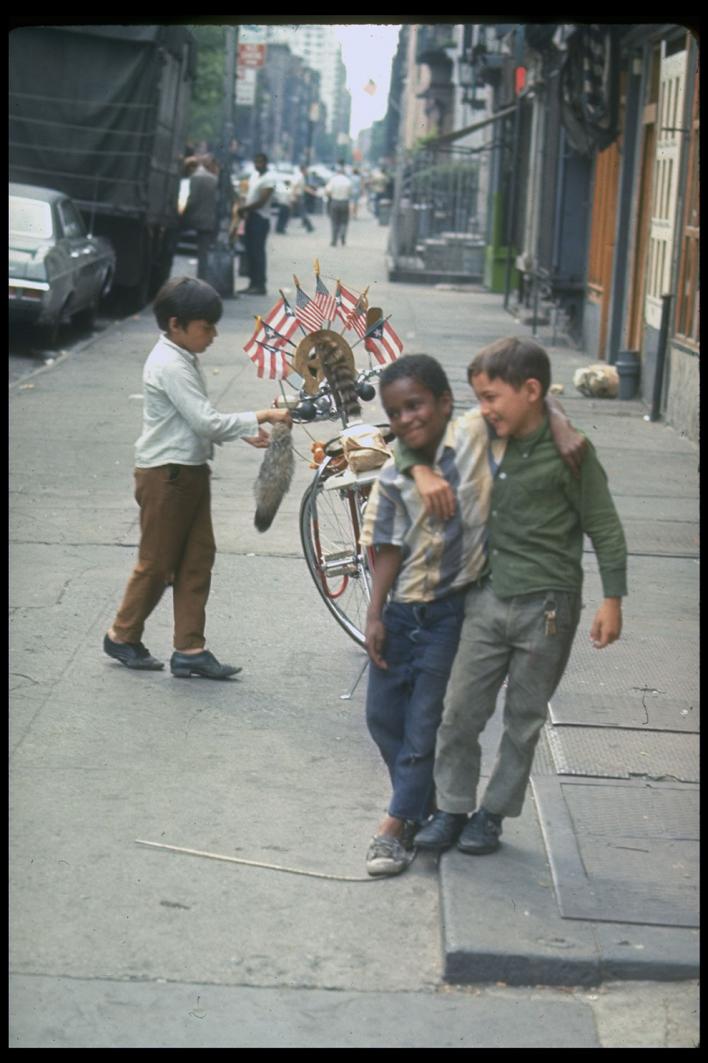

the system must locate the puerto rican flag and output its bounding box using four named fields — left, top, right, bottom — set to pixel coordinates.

left=363, top=315, right=403, bottom=364
left=243, top=297, right=300, bottom=358
left=295, top=282, right=324, bottom=333
left=314, top=273, right=337, bottom=323
left=334, top=281, right=359, bottom=325
left=249, top=339, right=291, bottom=380
left=345, top=290, right=369, bottom=339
